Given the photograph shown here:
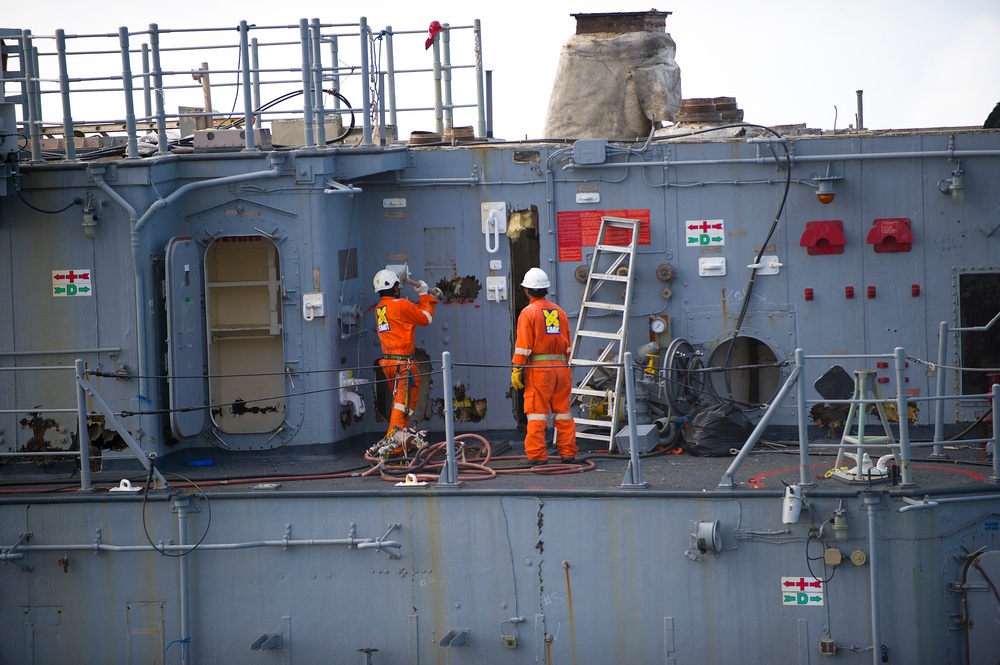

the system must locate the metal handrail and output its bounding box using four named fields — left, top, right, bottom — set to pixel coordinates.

left=0, top=360, right=168, bottom=491
left=718, top=346, right=1000, bottom=489
left=11, top=16, right=488, bottom=160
